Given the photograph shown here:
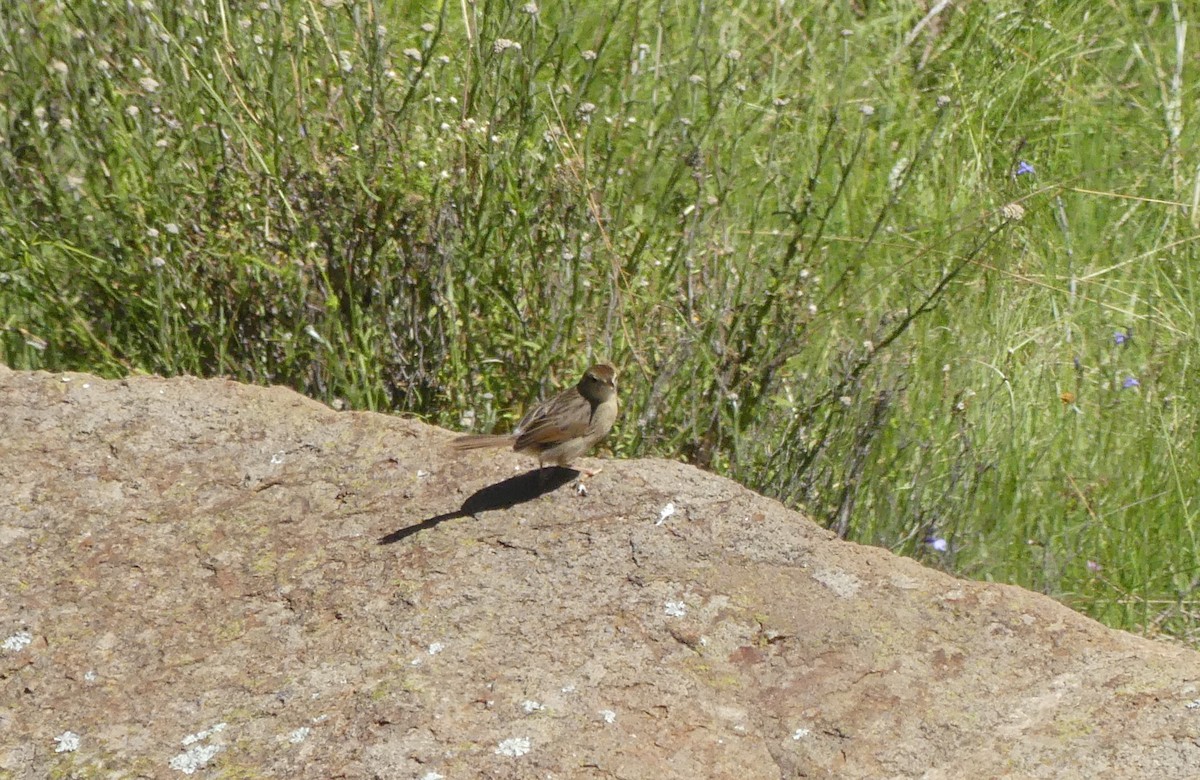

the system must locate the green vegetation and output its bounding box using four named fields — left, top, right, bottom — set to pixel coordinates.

left=2, top=1, right=1197, bottom=641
